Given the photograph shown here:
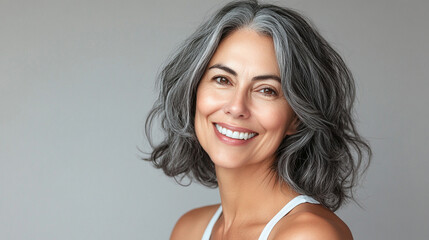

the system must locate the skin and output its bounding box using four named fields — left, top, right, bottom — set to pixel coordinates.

left=170, top=28, right=353, bottom=240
